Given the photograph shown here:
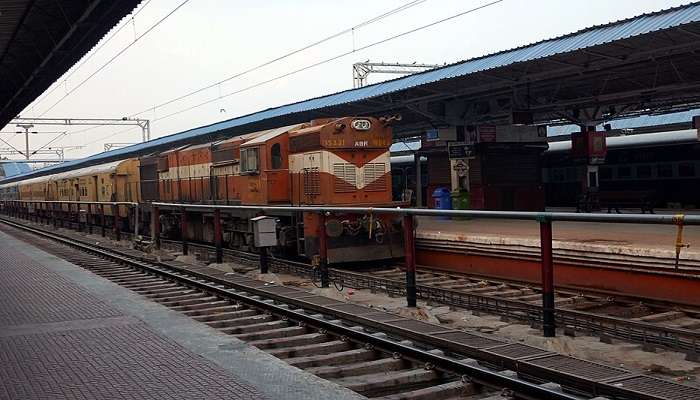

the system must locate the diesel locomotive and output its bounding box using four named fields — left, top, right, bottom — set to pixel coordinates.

left=0, top=116, right=405, bottom=264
